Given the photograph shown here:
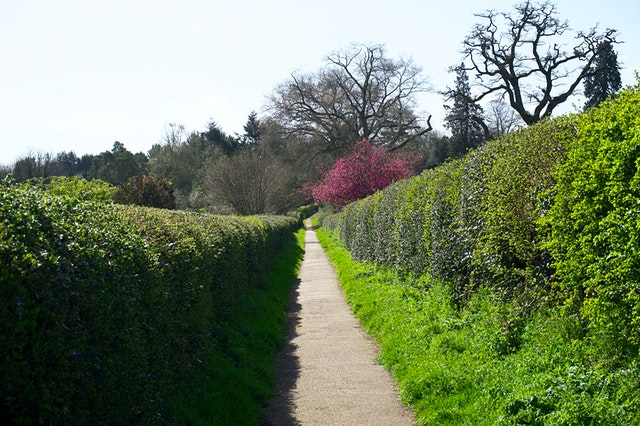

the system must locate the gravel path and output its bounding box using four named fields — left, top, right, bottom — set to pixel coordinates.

left=262, top=222, right=415, bottom=425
